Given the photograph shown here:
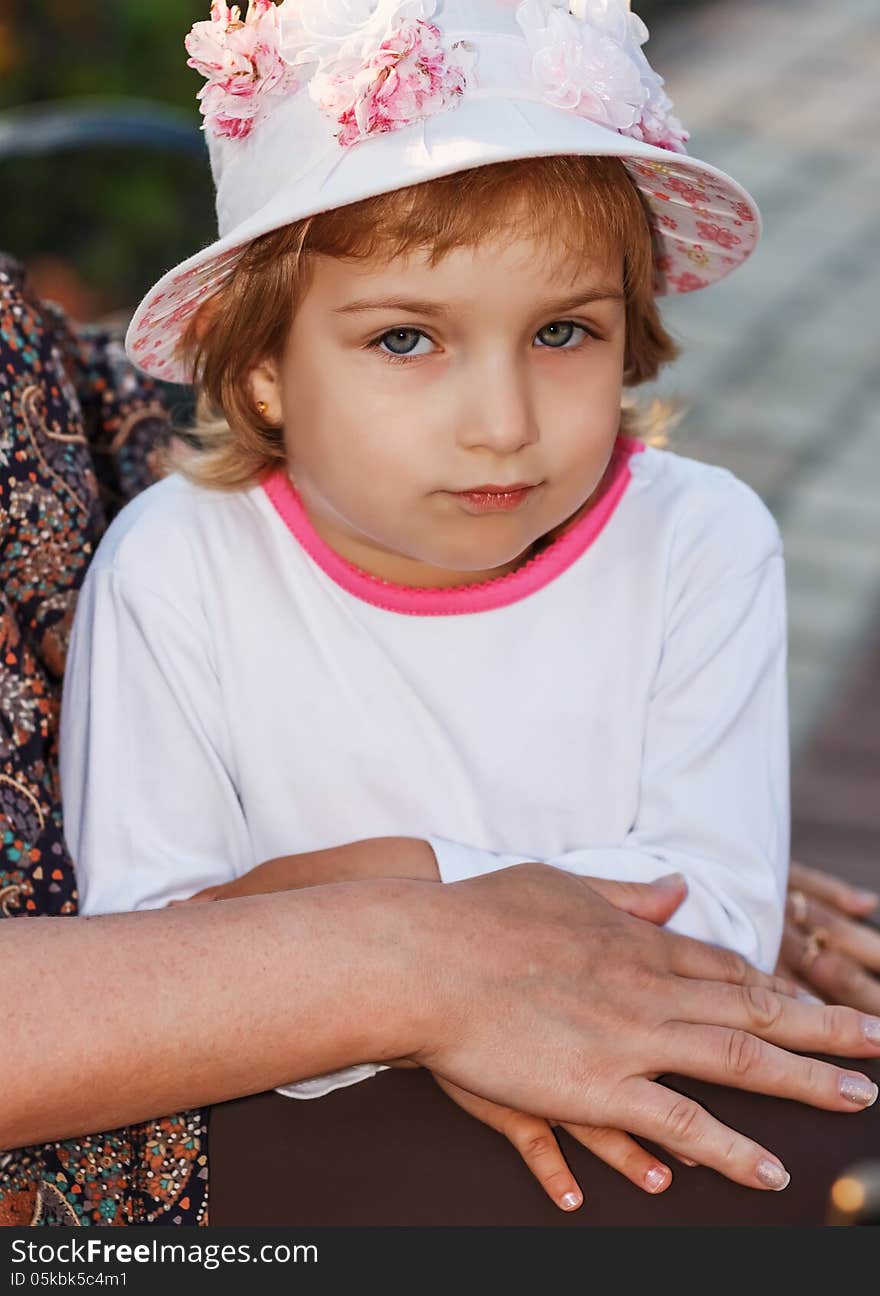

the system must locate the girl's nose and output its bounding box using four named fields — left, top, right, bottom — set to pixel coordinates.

left=456, top=353, right=539, bottom=455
